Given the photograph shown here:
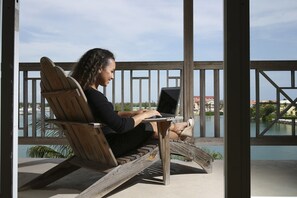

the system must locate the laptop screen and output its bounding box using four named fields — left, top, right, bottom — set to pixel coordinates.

left=157, top=87, right=181, bottom=116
